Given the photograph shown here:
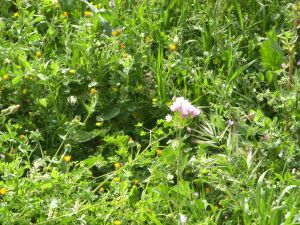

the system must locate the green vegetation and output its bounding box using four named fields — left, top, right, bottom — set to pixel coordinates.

left=0, top=0, right=300, bottom=224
